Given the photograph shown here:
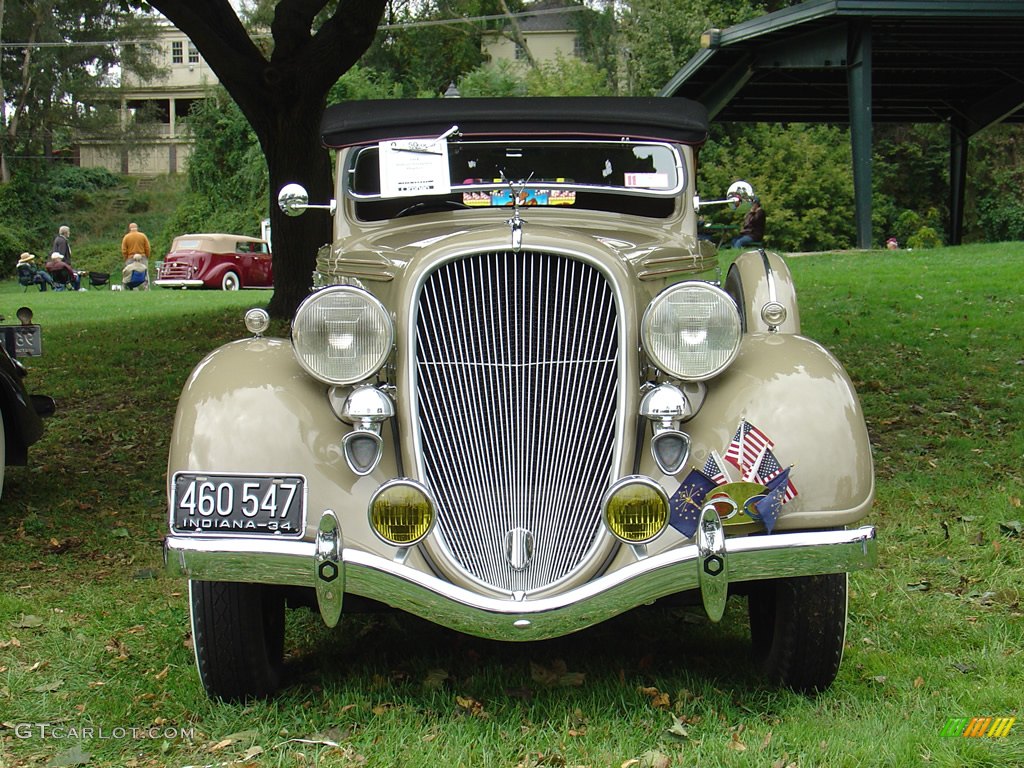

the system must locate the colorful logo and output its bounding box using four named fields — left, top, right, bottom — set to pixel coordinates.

left=940, top=717, right=1015, bottom=738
